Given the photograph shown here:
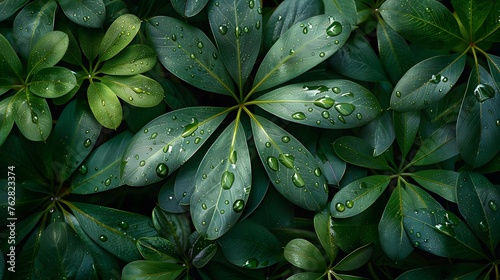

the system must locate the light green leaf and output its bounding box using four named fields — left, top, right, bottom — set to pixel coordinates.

left=136, top=237, right=181, bottom=262
left=451, top=0, right=492, bottom=36
left=0, top=0, right=29, bottom=22
left=333, top=136, right=391, bottom=170
left=99, top=14, right=141, bottom=61
left=218, top=219, right=282, bottom=269
left=284, top=238, right=326, bottom=271
left=379, top=0, right=464, bottom=49
left=171, top=0, right=208, bottom=18
left=251, top=115, right=328, bottom=211
left=87, top=82, right=122, bottom=129
left=71, top=130, right=131, bottom=194
left=0, top=96, right=16, bottom=146
left=411, top=170, right=458, bottom=203
left=100, top=74, right=164, bottom=107
left=121, top=107, right=228, bottom=186
left=314, top=210, right=339, bottom=261
left=27, top=30, right=69, bottom=75
left=208, top=0, right=261, bottom=91
left=100, top=44, right=157, bottom=75
left=252, top=14, right=351, bottom=93
left=12, top=0, right=57, bottom=59
left=256, top=80, right=381, bottom=129
left=0, top=33, right=23, bottom=84
left=411, top=123, right=459, bottom=166
left=330, top=175, right=391, bottom=218
left=191, top=120, right=251, bottom=239
left=146, top=16, right=235, bottom=97
left=334, top=244, right=373, bottom=271
left=390, top=54, right=466, bottom=111
left=394, top=110, right=421, bottom=159
left=29, top=66, right=76, bottom=98
left=359, top=111, right=395, bottom=157
left=57, top=0, right=106, bottom=28
left=13, top=89, right=52, bottom=141
left=323, top=0, right=357, bottom=28
left=122, top=261, right=185, bottom=280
